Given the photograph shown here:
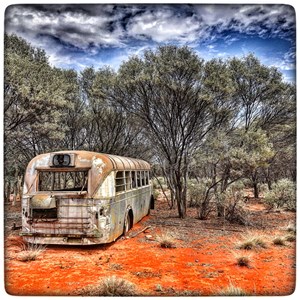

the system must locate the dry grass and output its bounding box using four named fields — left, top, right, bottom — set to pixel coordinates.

left=6, top=235, right=28, bottom=250
left=236, top=234, right=267, bottom=250
left=285, top=234, right=296, bottom=242
left=286, top=222, right=296, bottom=234
left=17, top=243, right=46, bottom=262
left=218, top=283, right=249, bottom=296
left=156, top=232, right=176, bottom=248
left=273, top=236, right=286, bottom=246
left=232, top=250, right=253, bottom=268
left=78, top=276, right=137, bottom=296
